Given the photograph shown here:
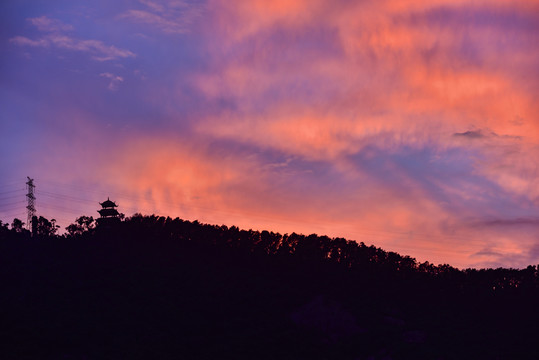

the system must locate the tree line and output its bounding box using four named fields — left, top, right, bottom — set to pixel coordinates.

left=2, top=213, right=538, bottom=292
